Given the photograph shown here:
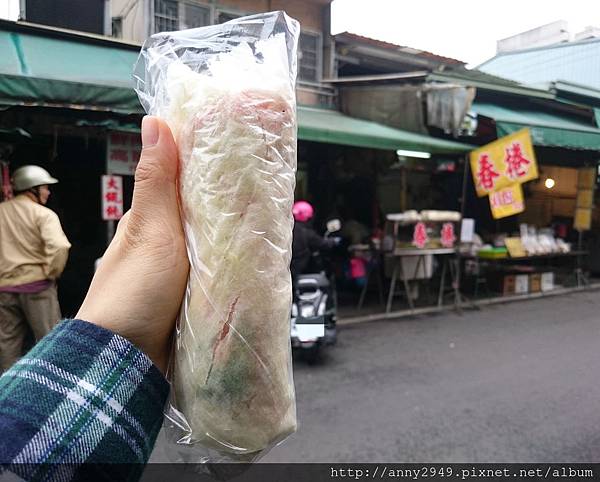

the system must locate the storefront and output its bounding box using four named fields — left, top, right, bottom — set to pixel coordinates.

left=319, top=97, right=600, bottom=322
left=0, top=20, right=475, bottom=316
left=5, top=18, right=599, bottom=321
left=453, top=98, right=600, bottom=304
